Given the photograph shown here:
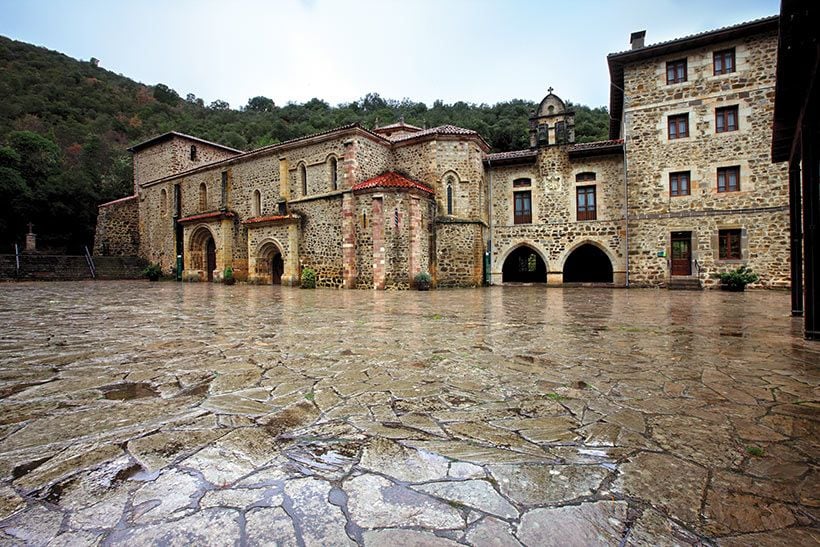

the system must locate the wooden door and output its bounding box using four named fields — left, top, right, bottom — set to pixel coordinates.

left=206, top=237, right=216, bottom=281
left=271, top=253, right=283, bottom=285
left=671, top=232, right=692, bottom=276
